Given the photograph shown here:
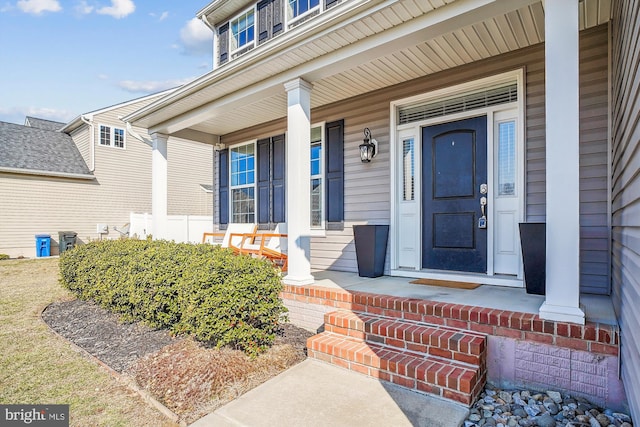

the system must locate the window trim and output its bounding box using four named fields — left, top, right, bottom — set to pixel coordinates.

left=98, top=124, right=126, bottom=149
left=229, top=140, right=257, bottom=224
left=229, top=6, right=256, bottom=56
left=286, top=0, right=321, bottom=27
left=310, top=122, right=325, bottom=231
